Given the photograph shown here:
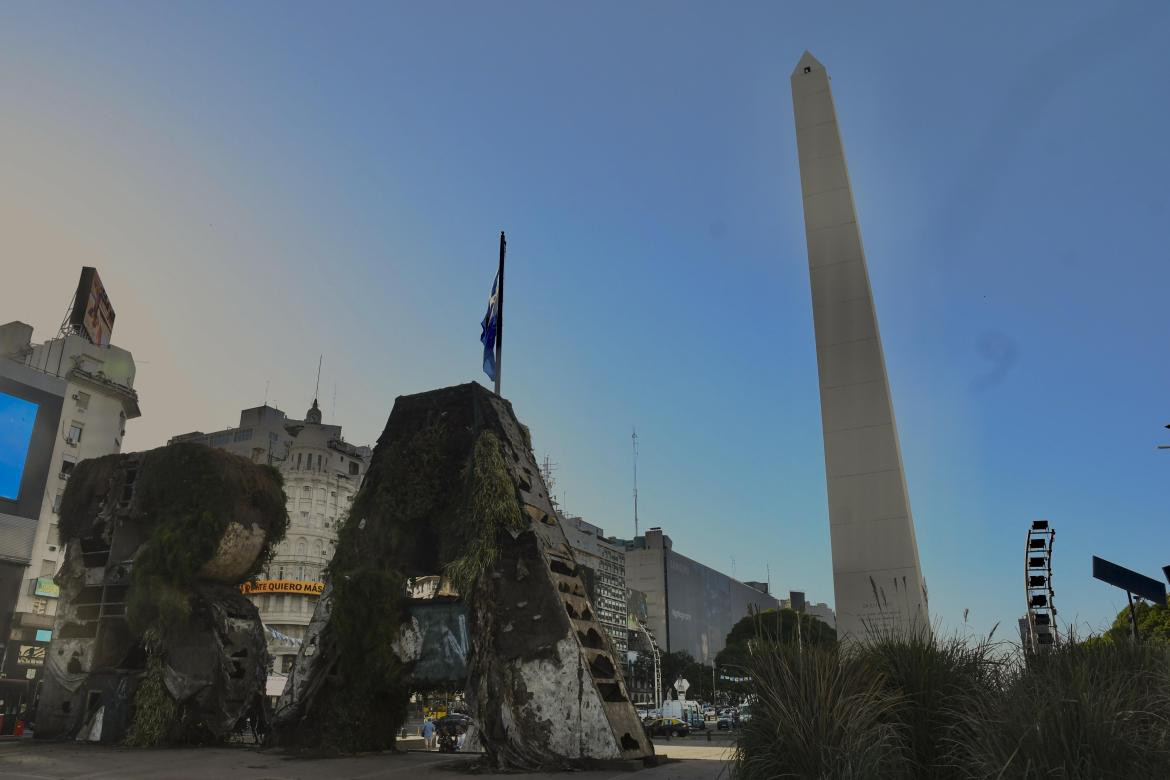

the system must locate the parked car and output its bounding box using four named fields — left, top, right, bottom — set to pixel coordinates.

left=685, top=712, right=706, bottom=730
left=717, top=713, right=740, bottom=730
left=644, top=717, right=690, bottom=738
